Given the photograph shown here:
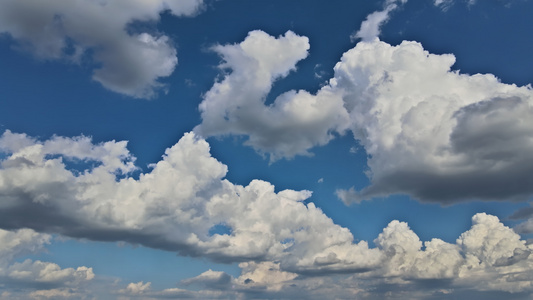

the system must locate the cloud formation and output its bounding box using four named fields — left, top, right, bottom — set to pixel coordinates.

left=119, top=213, right=533, bottom=299
left=0, top=228, right=93, bottom=294
left=0, top=130, right=379, bottom=273
left=2, top=130, right=533, bottom=298
left=351, top=0, right=408, bottom=42
left=195, top=30, right=350, bottom=160
left=0, top=0, right=204, bottom=98
left=196, top=28, right=533, bottom=203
